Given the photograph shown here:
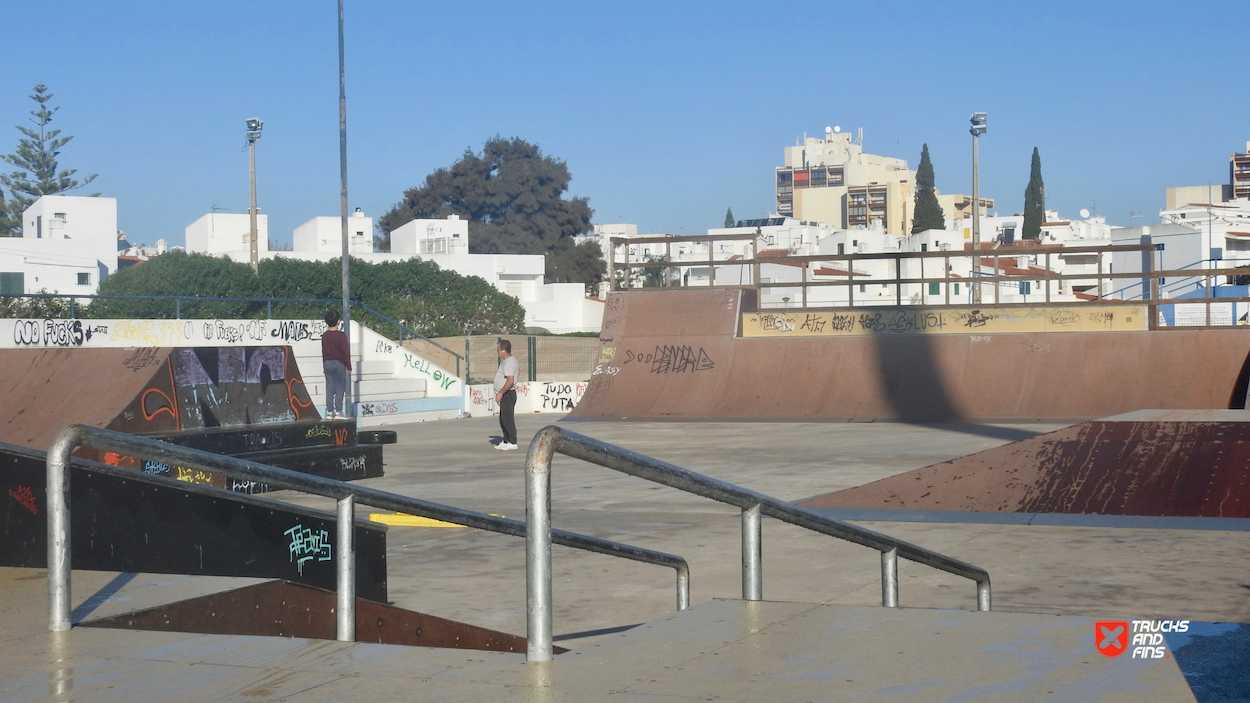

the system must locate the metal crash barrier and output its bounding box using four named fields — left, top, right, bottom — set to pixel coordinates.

left=46, top=425, right=689, bottom=644
left=524, top=425, right=991, bottom=662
